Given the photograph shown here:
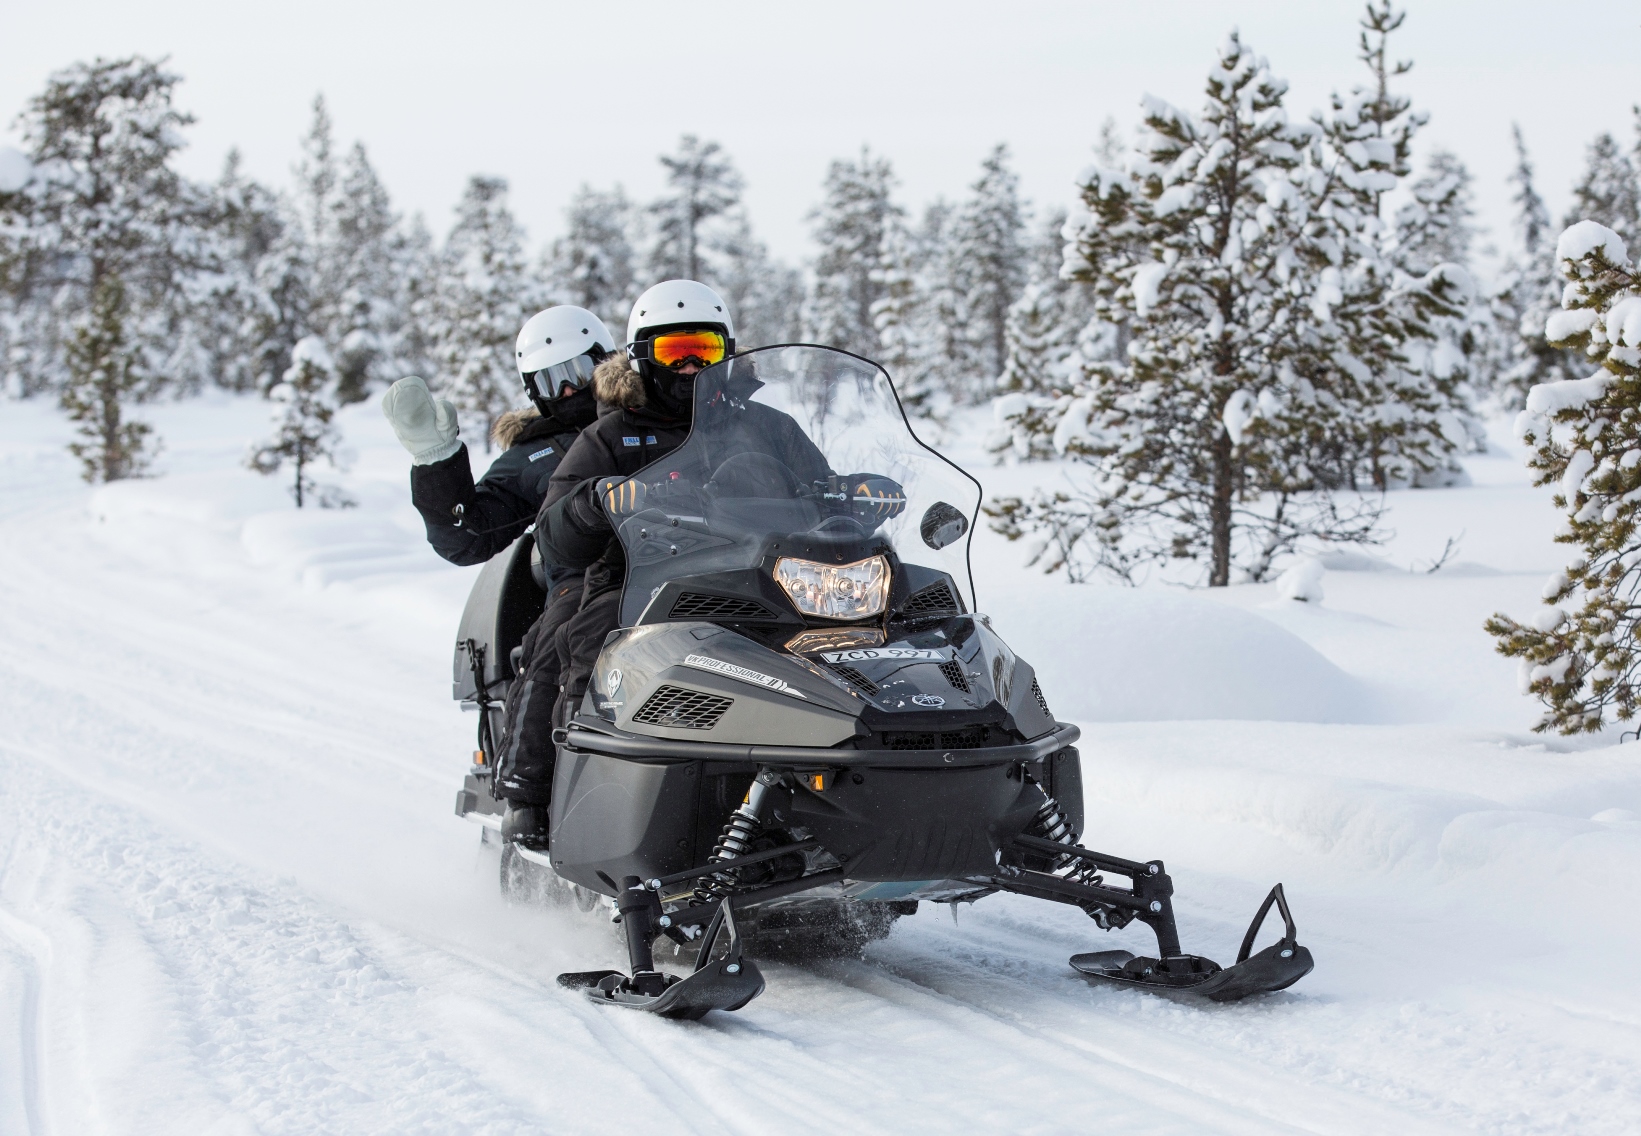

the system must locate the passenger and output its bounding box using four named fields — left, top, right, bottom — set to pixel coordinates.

left=381, top=307, right=614, bottom=841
